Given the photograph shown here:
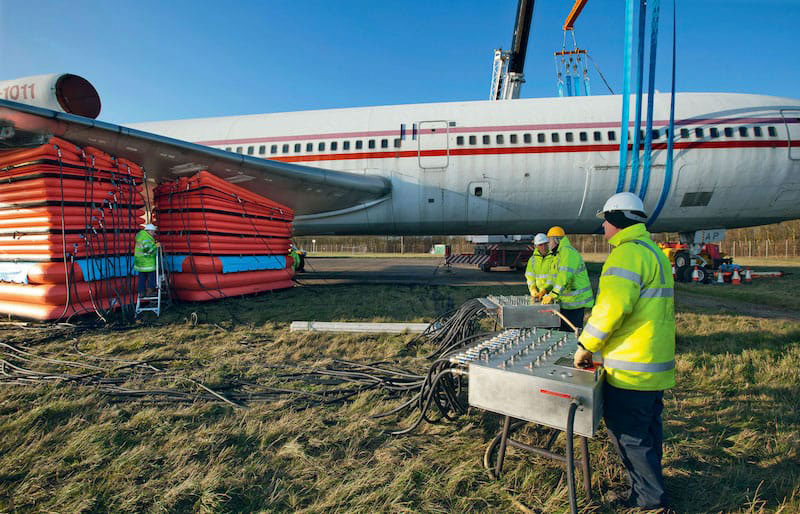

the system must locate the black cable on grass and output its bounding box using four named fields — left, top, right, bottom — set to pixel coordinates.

left=408, top=298, right=494, bottom=359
